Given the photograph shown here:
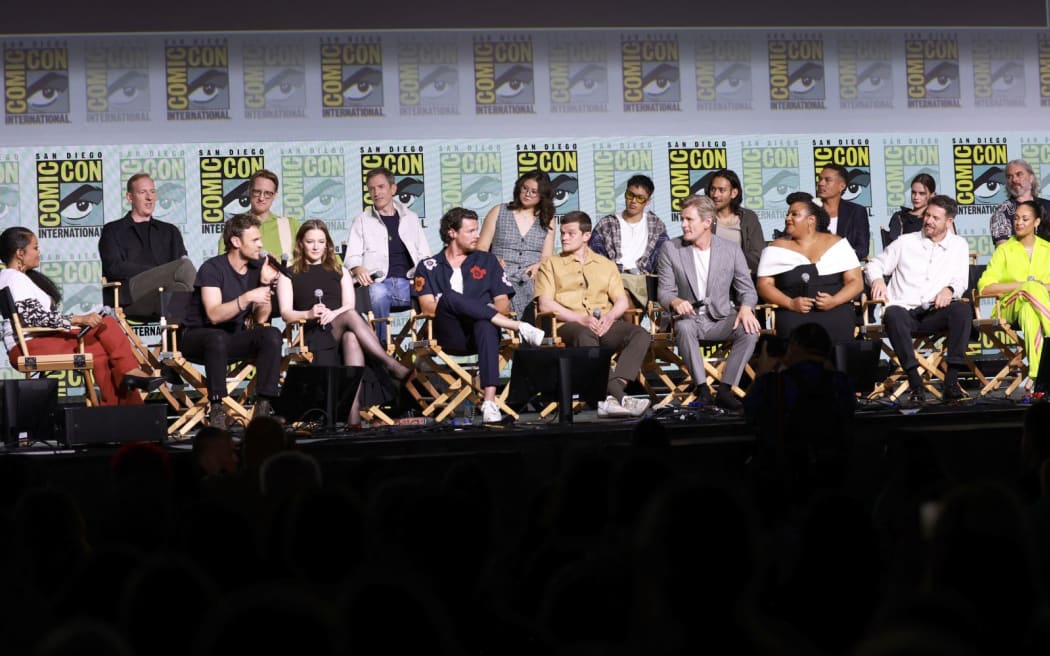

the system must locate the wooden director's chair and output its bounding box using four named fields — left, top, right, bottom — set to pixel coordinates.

left=0, top=286, right=99, bottom=407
